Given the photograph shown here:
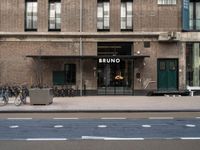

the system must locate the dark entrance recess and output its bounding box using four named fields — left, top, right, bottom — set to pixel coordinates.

left=53, top=64, right=76, bottom=85
left=97, top=42, right=133, bottom=95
